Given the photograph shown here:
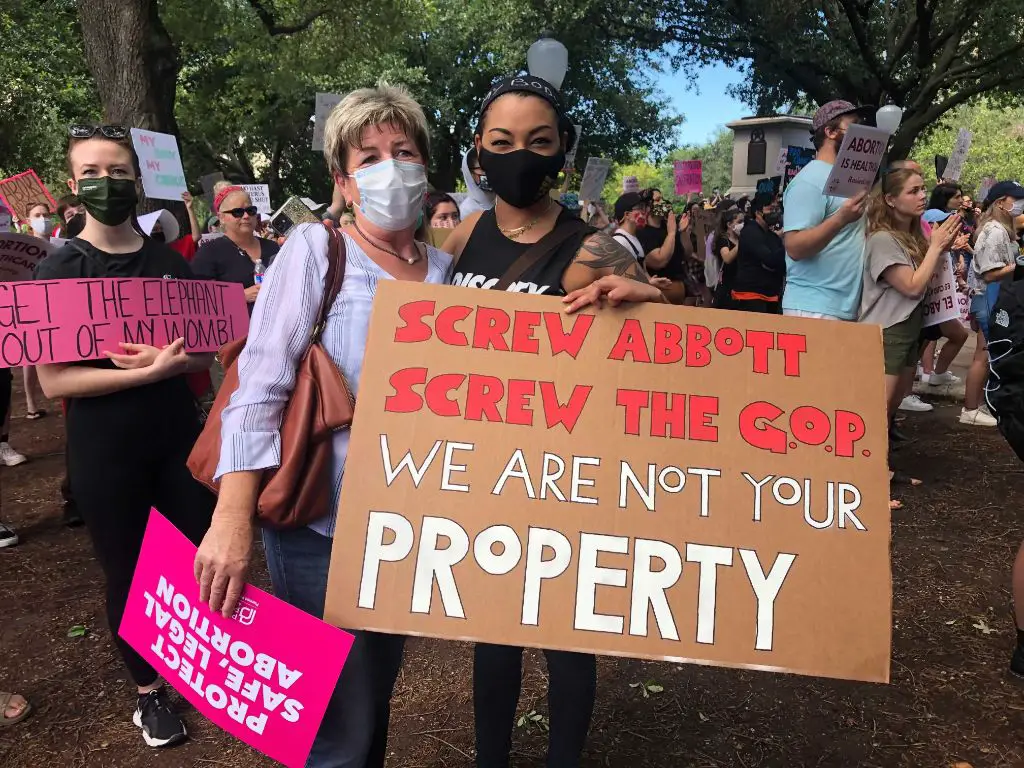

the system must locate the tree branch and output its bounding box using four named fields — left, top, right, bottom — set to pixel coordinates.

left=836, top=0, right=889, bottom=92
left=246, top=0, right=328, bottom=36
